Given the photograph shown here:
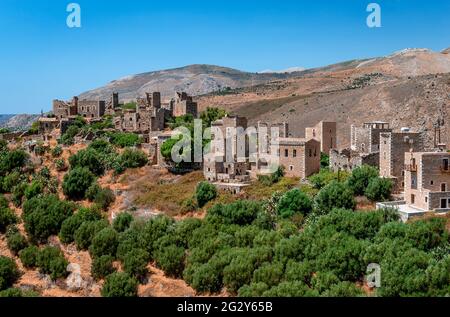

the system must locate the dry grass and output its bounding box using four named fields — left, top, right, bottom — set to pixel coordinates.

left=133, top=171, right=205, bottom=216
